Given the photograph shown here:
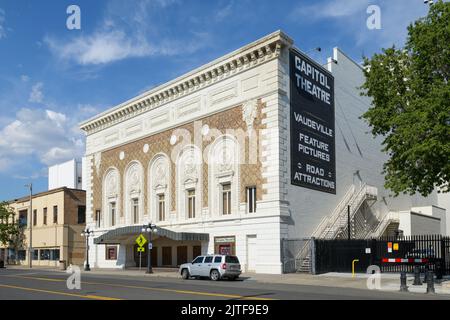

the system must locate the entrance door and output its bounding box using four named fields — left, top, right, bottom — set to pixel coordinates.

left=177, top=246, right=188, bottom=266
left=162, top=247, right=172, bottom=266
left=193, top=245, right=201, bottom=260
left=151, top=247, right=157, bottom=267
left=247, top=235, right=257, bottom=272
left=134, top=244, right=147, bottom=268
left=134, top=245, right=158, bottom=267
